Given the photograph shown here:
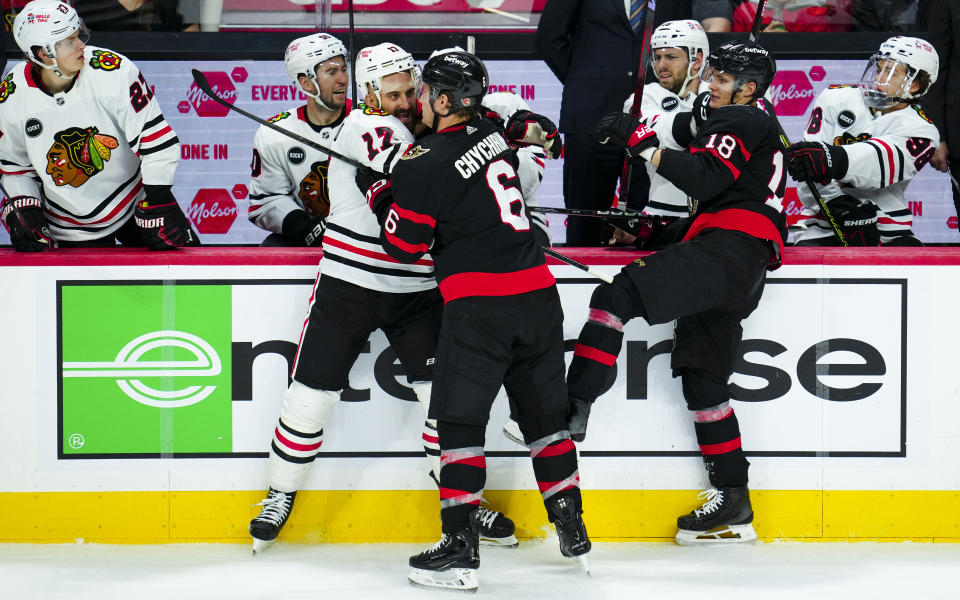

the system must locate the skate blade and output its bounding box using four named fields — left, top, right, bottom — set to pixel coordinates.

left=675, top=523, right=758, bottom=546
left=408, top=567, right=478, bottom=593
left=479, top=534, right=519, bottom=548
left=251, top=537, right=276, bottom=556
left=574, top=554, right=591, bottom=576
left=501, top=420, right=527, bottom=448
